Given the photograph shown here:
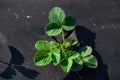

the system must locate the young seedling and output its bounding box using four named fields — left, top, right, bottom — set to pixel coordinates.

left=34, top=7, right=98, bottom=72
